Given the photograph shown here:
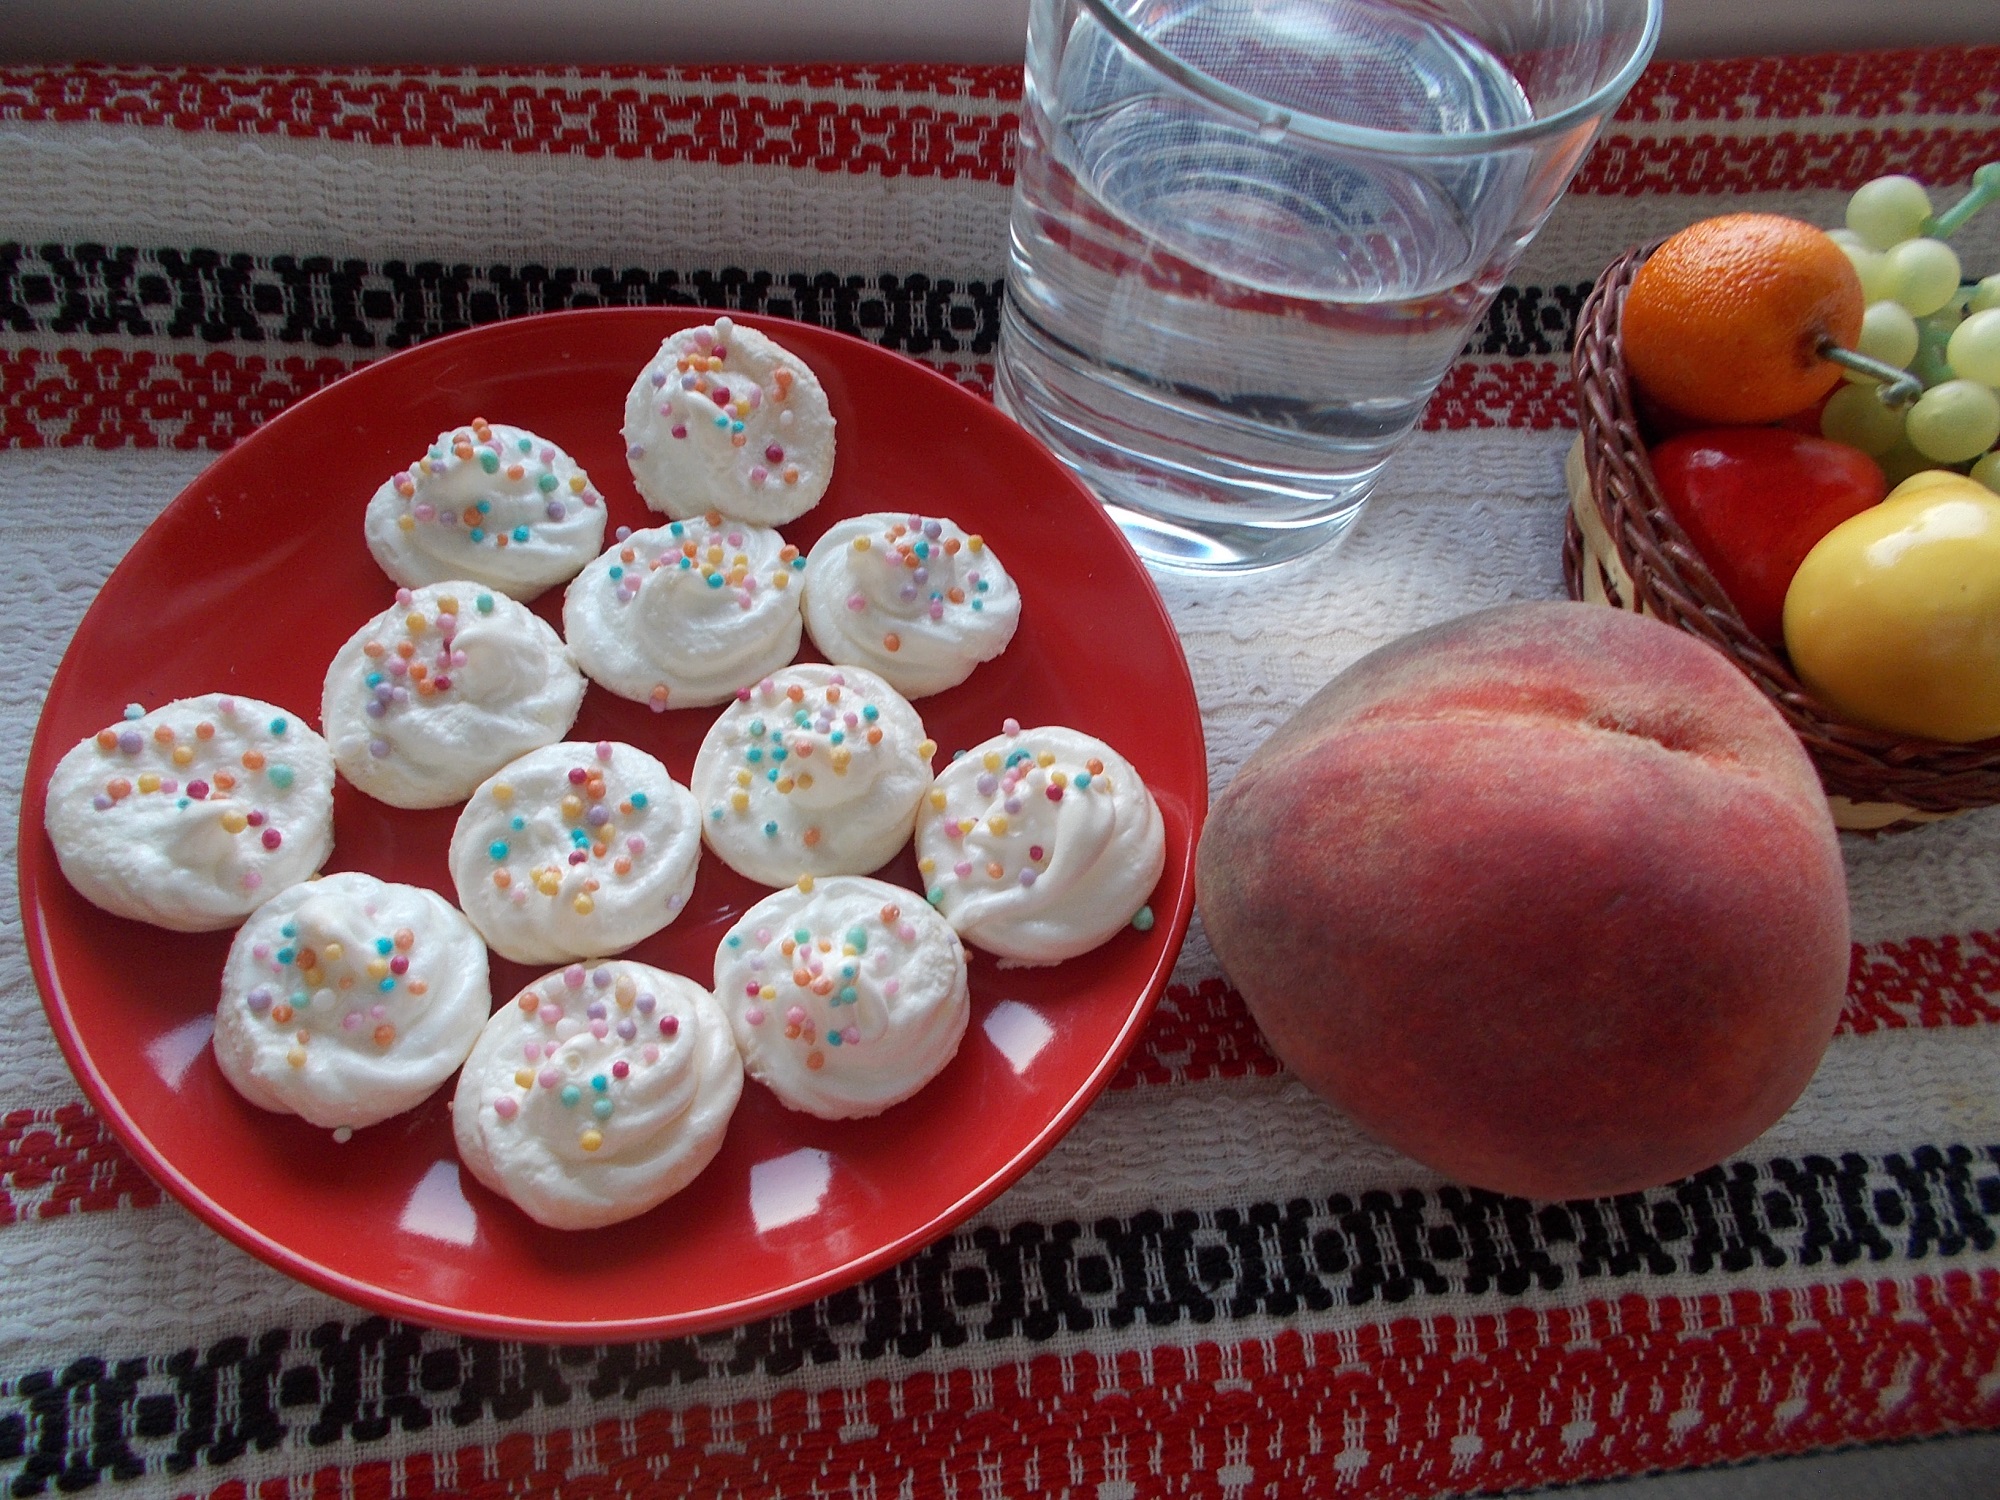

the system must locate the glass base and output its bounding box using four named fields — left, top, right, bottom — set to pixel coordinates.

left=1095, top=486, right=1373, bottom=572
left=994, top=365, right=1380, bottom=574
